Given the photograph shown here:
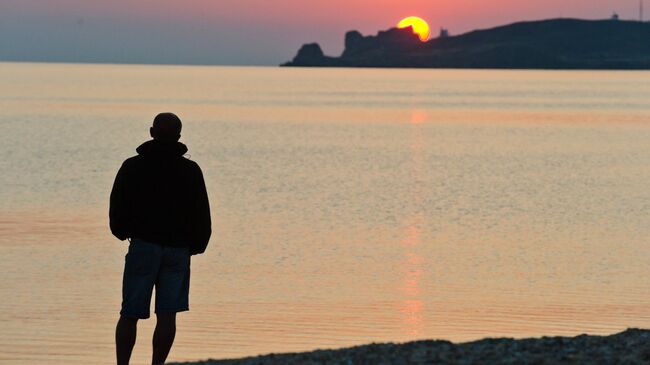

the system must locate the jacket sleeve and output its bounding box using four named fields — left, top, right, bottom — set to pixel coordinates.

left=109, top=162, right=131, bottom=241
left=190, top=166, right=212, bottom=255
